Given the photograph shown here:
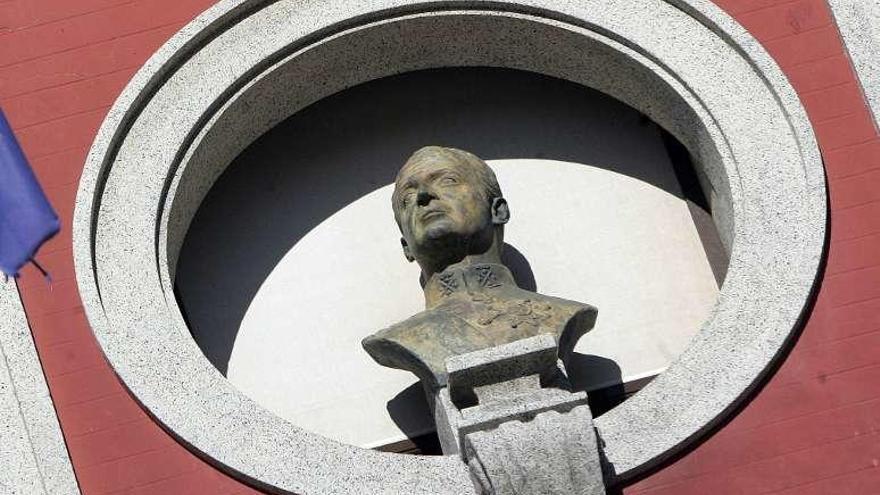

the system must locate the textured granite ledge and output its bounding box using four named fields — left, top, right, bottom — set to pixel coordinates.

left=0, top=282, right=79, bottom=495
left=829, top=0, right=880, bottom=130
